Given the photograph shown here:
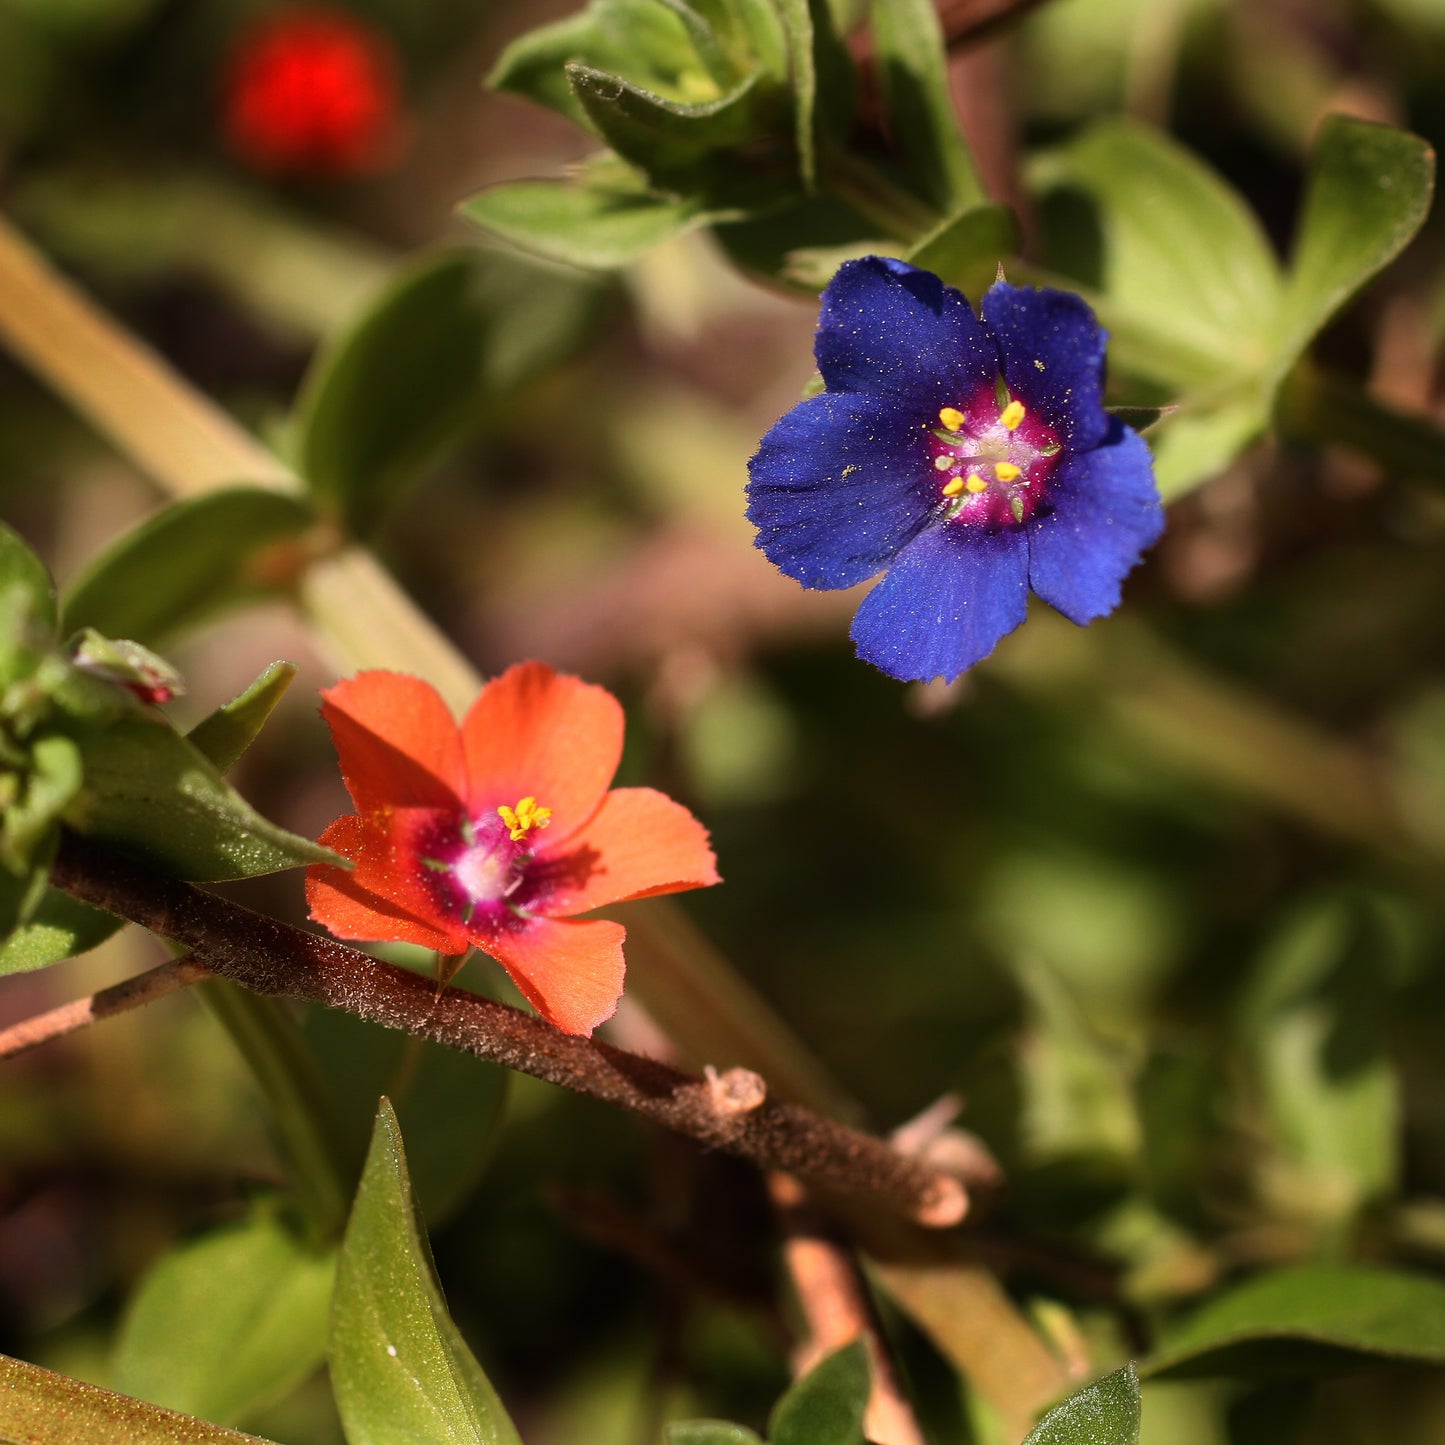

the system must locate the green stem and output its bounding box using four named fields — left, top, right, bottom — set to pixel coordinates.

left=1277, top=361, right=1445, bottom=484
left=818, top=140, right=940, bottom=244
left=199, top=979, right=351, bottom=1243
